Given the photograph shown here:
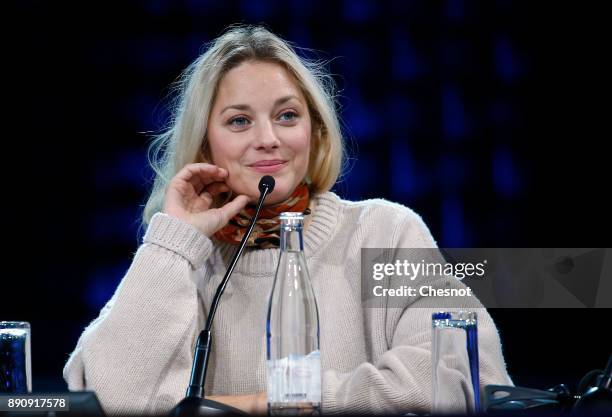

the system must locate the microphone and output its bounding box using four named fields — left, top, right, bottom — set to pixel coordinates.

left=258, top=175, right=275, bottom=195
left=172, top=176, right=275, bottom=417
